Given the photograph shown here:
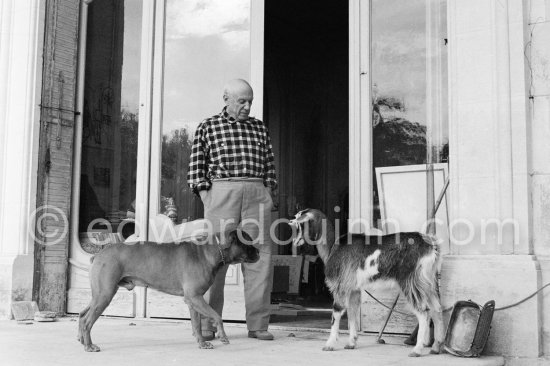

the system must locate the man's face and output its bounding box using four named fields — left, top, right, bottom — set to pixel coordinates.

left=225, top=88, right=253, bottom=121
